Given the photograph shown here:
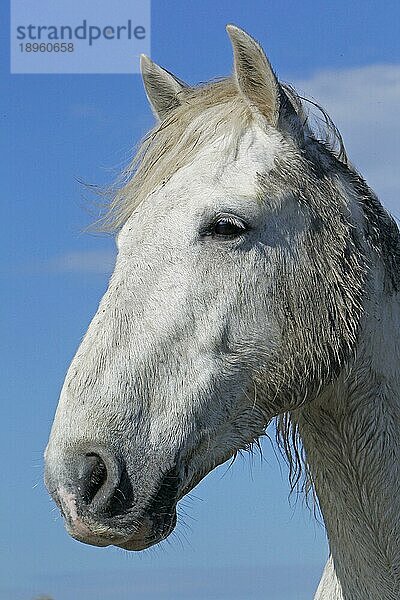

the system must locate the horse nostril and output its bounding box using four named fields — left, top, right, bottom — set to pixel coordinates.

left=46, top=445, right=134, bottom=519
left=72, top=448, right=133, bottom=516
left=79, top=453, right=108, bottom=505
